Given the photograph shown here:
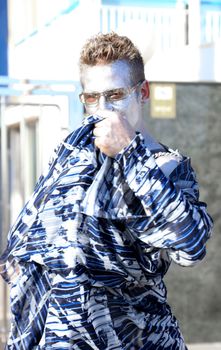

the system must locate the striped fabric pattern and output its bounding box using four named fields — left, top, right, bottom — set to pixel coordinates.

left=0, top=115, right=213, bottom=349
